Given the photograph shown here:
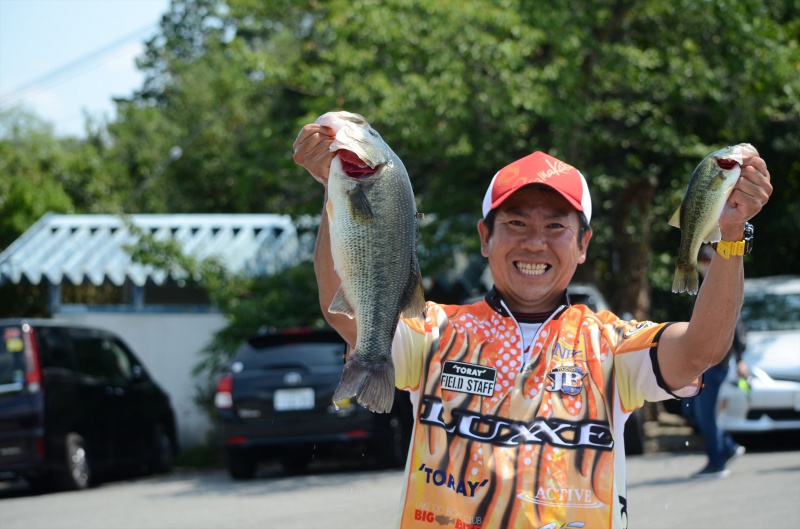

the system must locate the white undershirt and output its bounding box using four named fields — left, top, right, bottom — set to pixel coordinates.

left=519, top=321, right=542, bottom=365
